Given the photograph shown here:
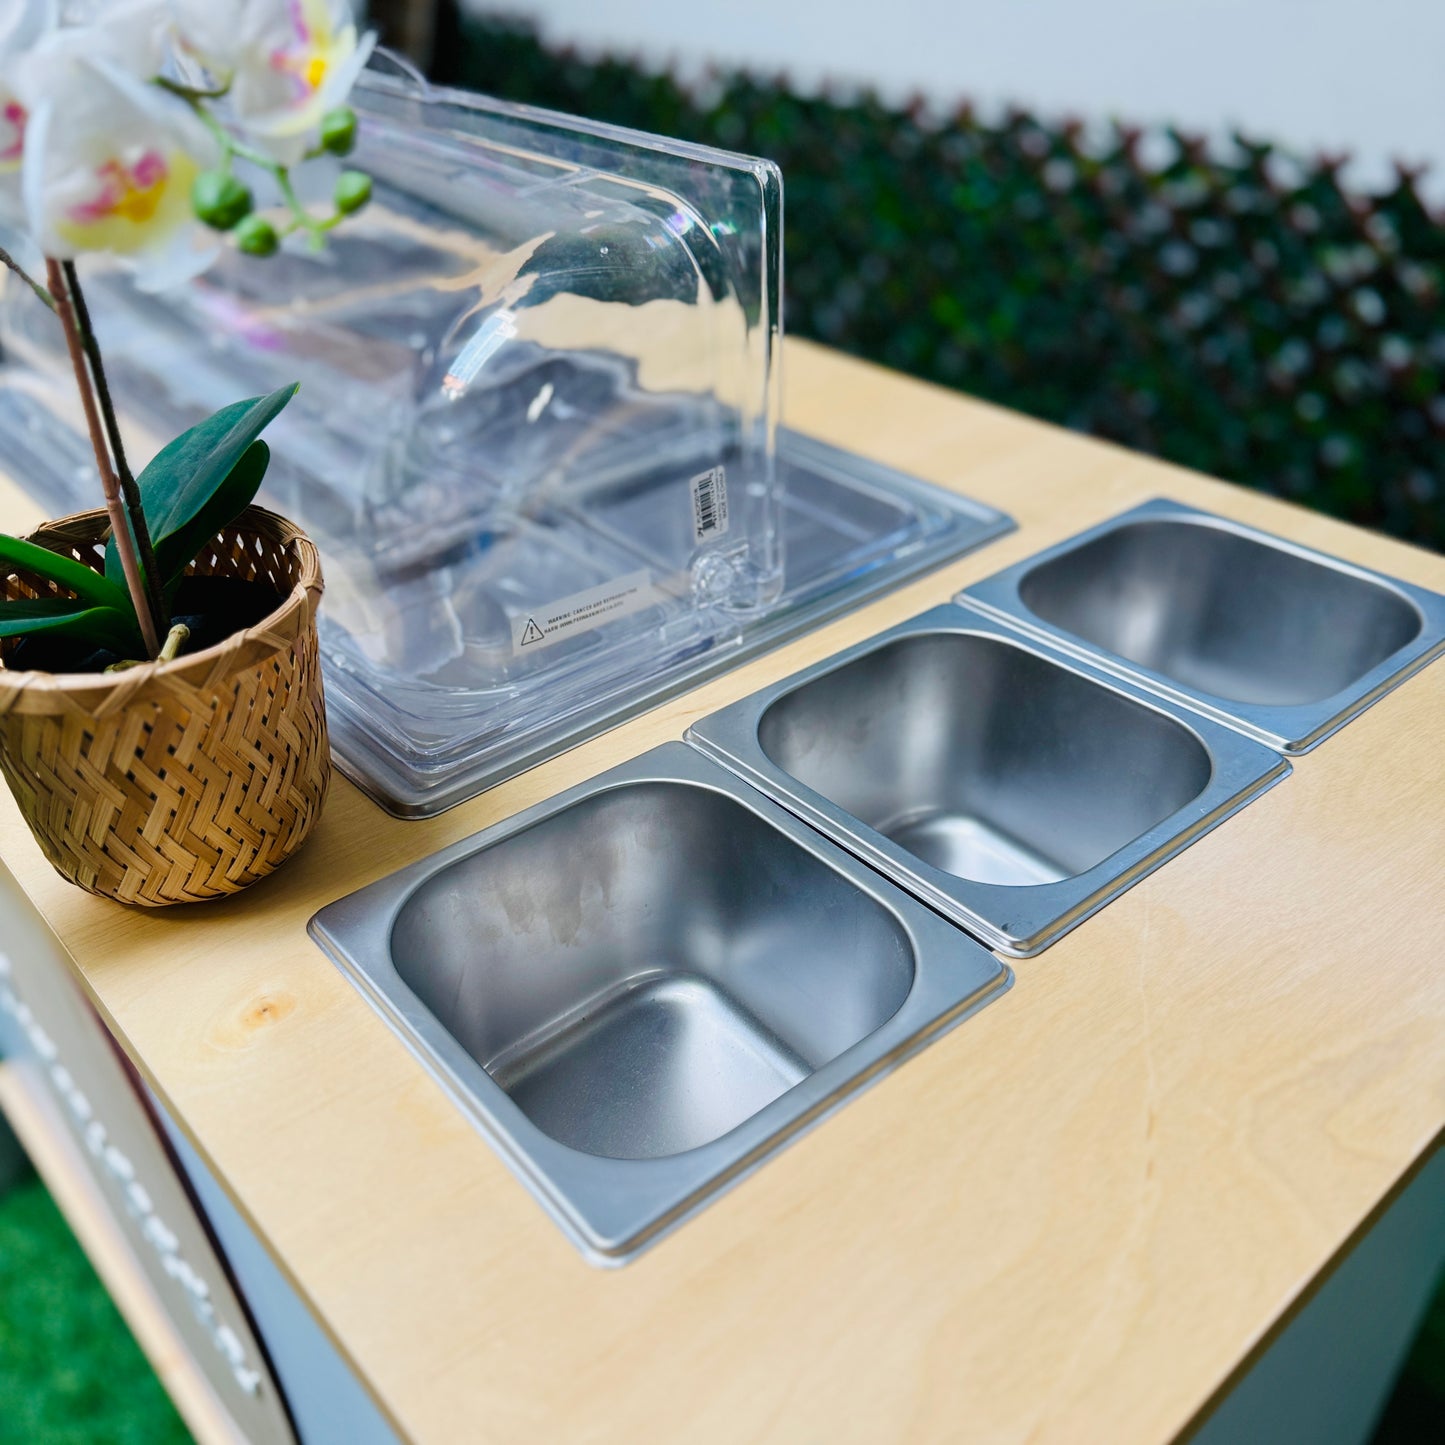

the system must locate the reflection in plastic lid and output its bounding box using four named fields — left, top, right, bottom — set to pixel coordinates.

left=442, top=310, right=517, bottom=400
